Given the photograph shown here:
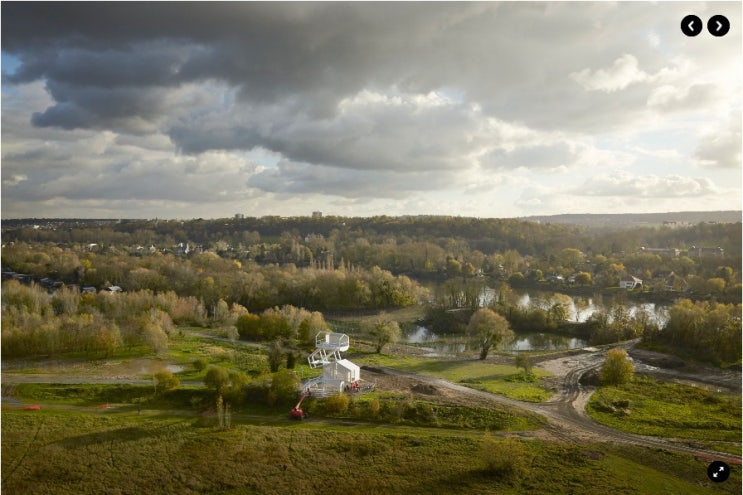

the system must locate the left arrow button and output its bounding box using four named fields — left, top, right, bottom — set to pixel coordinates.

left=682, top=14, right=703, bottom=36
